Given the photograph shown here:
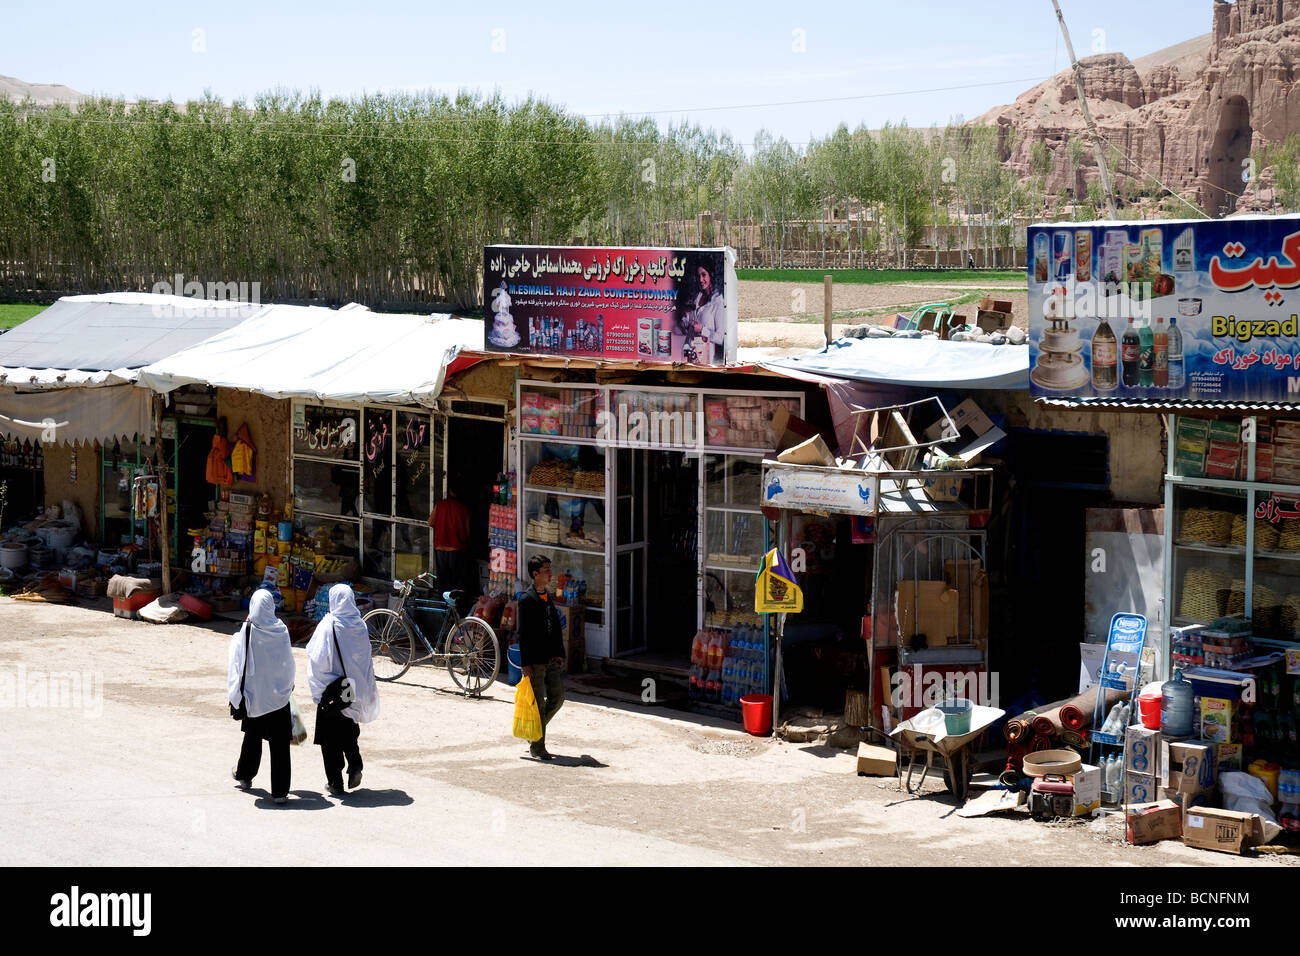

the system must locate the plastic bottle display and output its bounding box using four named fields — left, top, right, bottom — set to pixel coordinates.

left=1138, top=318, right=1154, bottom=387
left=1167, top=317, right=1185, bottom=389
left=1091, top=318, right=1118, bottom=391
left=1161, top=669, right=1195, bottom=737
left=1121, top=318, right=1140, bottom=387
left=1153, top=317, right=1168, bottom=387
